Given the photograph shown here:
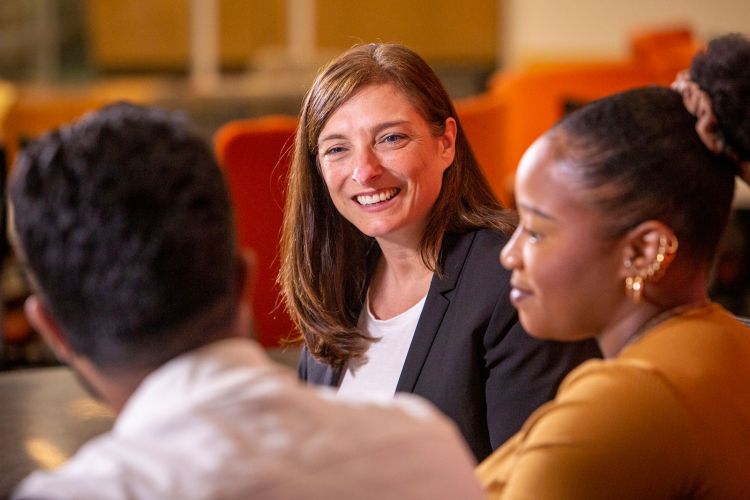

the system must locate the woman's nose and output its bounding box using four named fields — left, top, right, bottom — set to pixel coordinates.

left=500, top=229, right=522, bottom=270
left=351, top=147, right=383, bottom=185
